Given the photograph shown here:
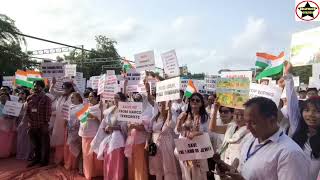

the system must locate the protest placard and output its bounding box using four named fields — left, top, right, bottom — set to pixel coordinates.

left=117, top=102, right=143, bottom=123
left=101, top=84, right=118, bottom=101
left=41, top=62, right=65, bottom=77
left=220, top=71, right=253, bottom=82
left=64, top=64, right=77, bottom=77
left=3, top=76, right=14, bottom=87
left=106, top=70, right=115, bottom=76
left=174, top=133, right=214, bottom=161
left=216, top=78, right=250, bottom=109
left=3, top=101, right=23, bottom=117
left=156, top=77, right=180, bottom=102
left=134, top=50, right=155, bottom=72
left=290, top=26, right=320, bottom=66
left=180, top=79, right=189, bottom=90
left=98, top=75, right=106, bottom=95
left=293, top=76, right=300, bottom=87
left=205, top=75, right=218, bottom=91
left=89, top=76, right=101, bottom=89
left=309, top=77, right=320, bottom=89
left=312, top=63, right=320, bottom=80
left=249, top=83, right=282, bottom=106
left=9, top=95, right=19, bottom=102
left=161, top=50, right=180, bottom=78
